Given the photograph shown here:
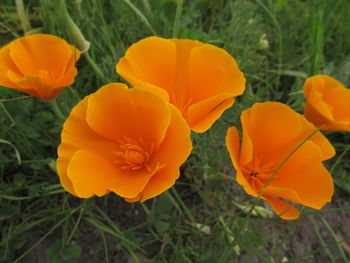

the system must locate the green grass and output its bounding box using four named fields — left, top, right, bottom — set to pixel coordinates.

left=1, top=0, right=350, bottom=262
